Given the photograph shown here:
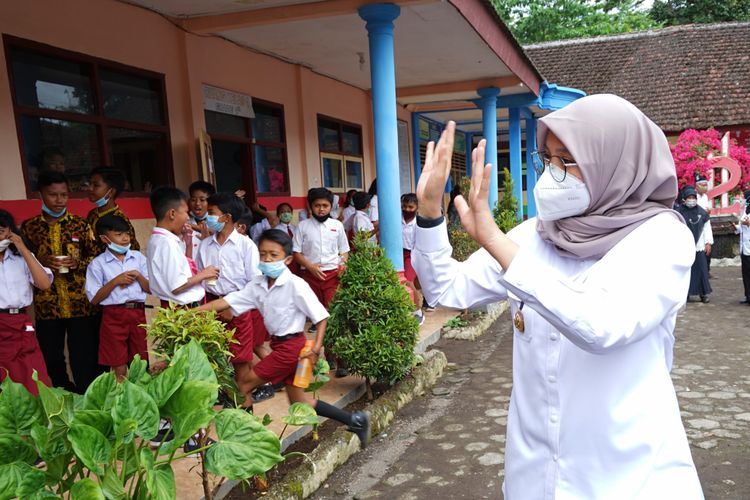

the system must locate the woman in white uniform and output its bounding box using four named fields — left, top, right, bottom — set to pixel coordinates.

left=412, top=94, right=703, bottom=499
